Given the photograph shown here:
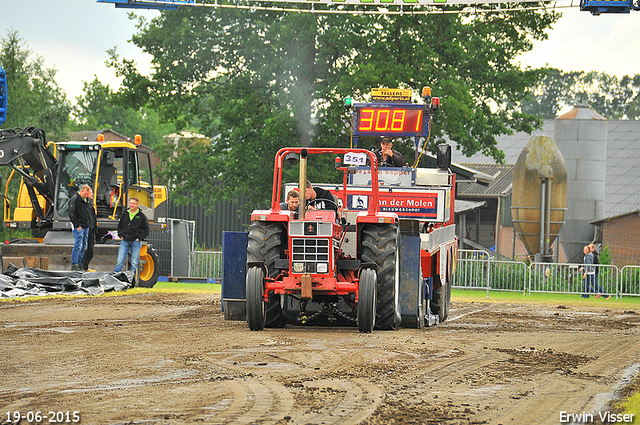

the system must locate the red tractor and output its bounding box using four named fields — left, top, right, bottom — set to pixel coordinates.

left=245, top=148, right=404, bottom=332
left=223, top=87, right=457, bottom=332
